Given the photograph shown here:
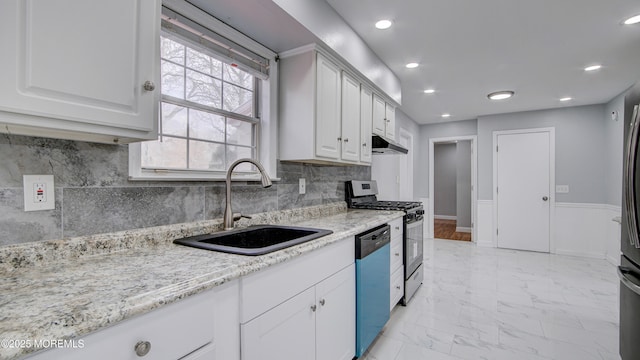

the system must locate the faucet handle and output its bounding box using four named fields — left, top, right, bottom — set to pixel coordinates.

left=233, top=213, right=252, bottom=221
